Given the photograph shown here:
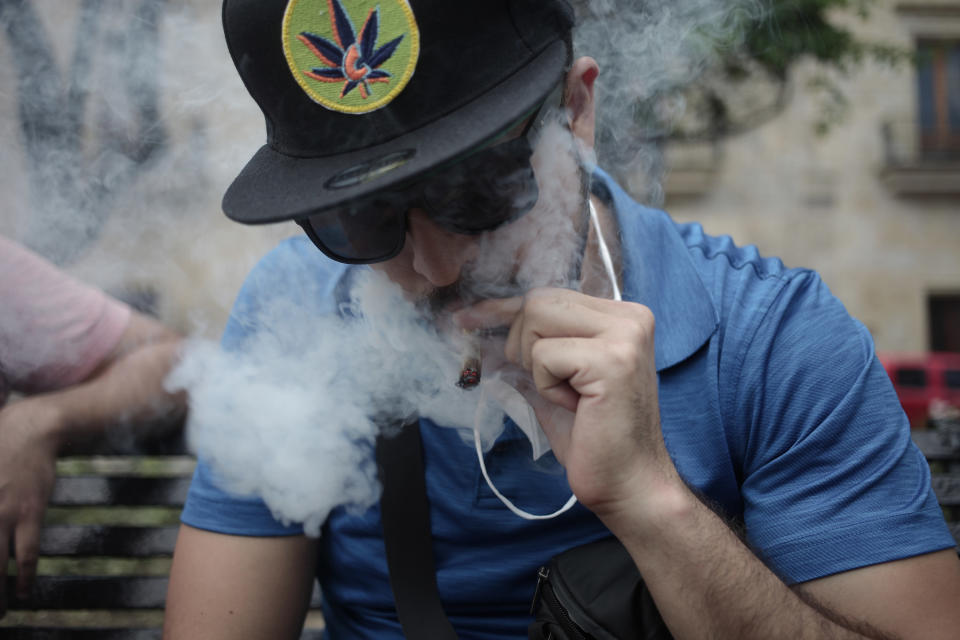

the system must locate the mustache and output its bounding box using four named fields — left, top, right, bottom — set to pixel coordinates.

left=423, top=282, right=464, bottom=316
left=420, top=277, right=525, bottom=320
